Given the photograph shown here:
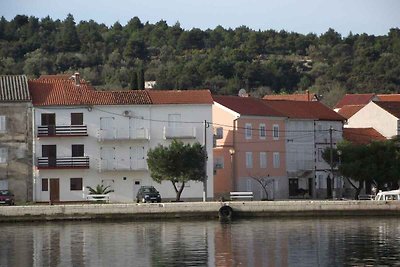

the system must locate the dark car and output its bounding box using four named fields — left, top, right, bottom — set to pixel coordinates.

left=136, top=186, right=162, bottom=203
left=0, top=190, right=15, bottom=205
